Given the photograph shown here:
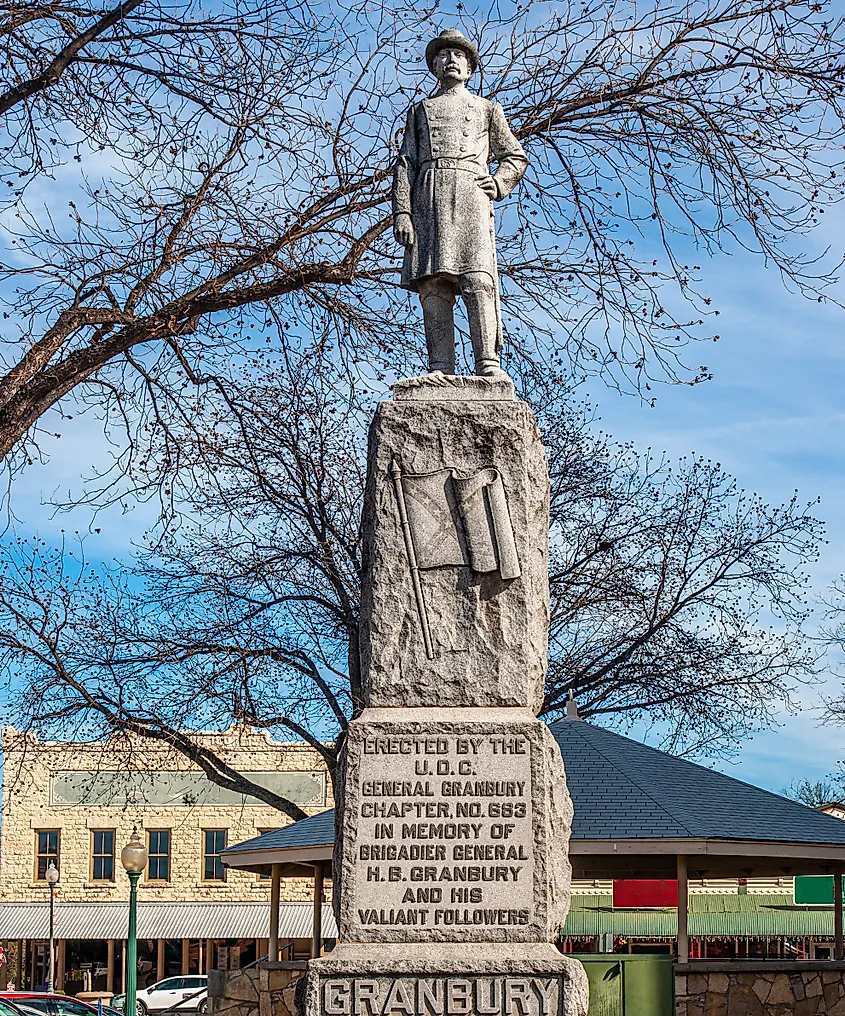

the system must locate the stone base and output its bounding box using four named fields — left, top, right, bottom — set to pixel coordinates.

left=394, top=375, right=516, bottom=402
left=304, top=943, right=588, bottom=1016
